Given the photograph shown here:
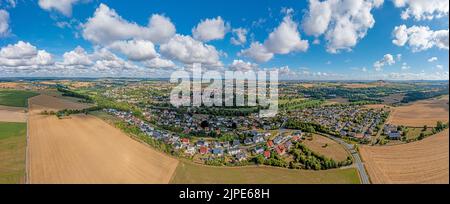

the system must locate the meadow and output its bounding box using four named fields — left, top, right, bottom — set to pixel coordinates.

left=170, top=161, right=360, bottom=184
left=0, top=122, right=27, bottom=184
left=0, top=90, right=38, bottom=107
